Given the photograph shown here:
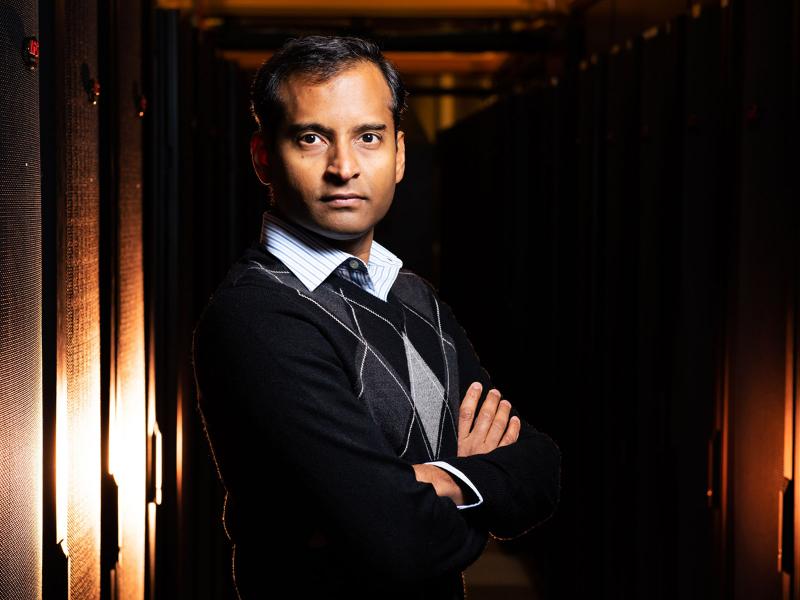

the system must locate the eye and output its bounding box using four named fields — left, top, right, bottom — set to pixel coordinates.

left=298, top=133, right=322, bottom=145
left=360, top=132, right=381, bottom=145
